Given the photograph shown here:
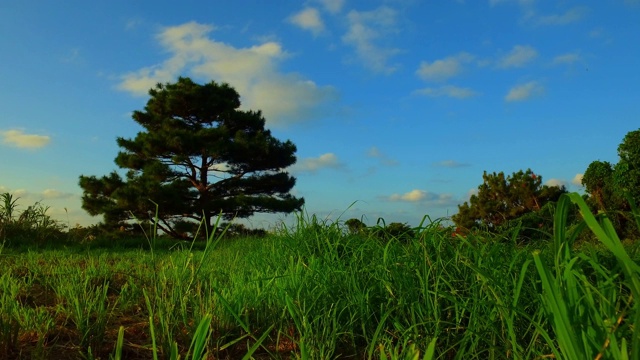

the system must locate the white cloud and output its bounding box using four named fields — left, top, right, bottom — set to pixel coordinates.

left=342, top=6, right=401, bottom=74
left=553, top=52, right=582, bottom=65
left=367, top=146, right=399, bottom=166
left=289, top=8, right=325, bottom=35
left=505, top=81, right=544, bottom=102
left=390, top=189, right=426, bottom=202
left=318, top=0, right=344, bottom=14
left=416, top=53, right=474, bottom=81
left=291, top=153, right=342, bottom=173
left=545, top=178, right=567, bottom=188
left=118, top=21, right=338, bottom=127
left=388, top=189, right=457, bottom=206
left=1, top=129, right=51, bottom=149
left=572, top=173, right=584, bottom=186
left=497, top=45, right=538, bottom=68
left=414, top=85, right=479, bottom=99
left=535, top=7, right=588, bottom=26
left=433, top=160, right=471, bottom=168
